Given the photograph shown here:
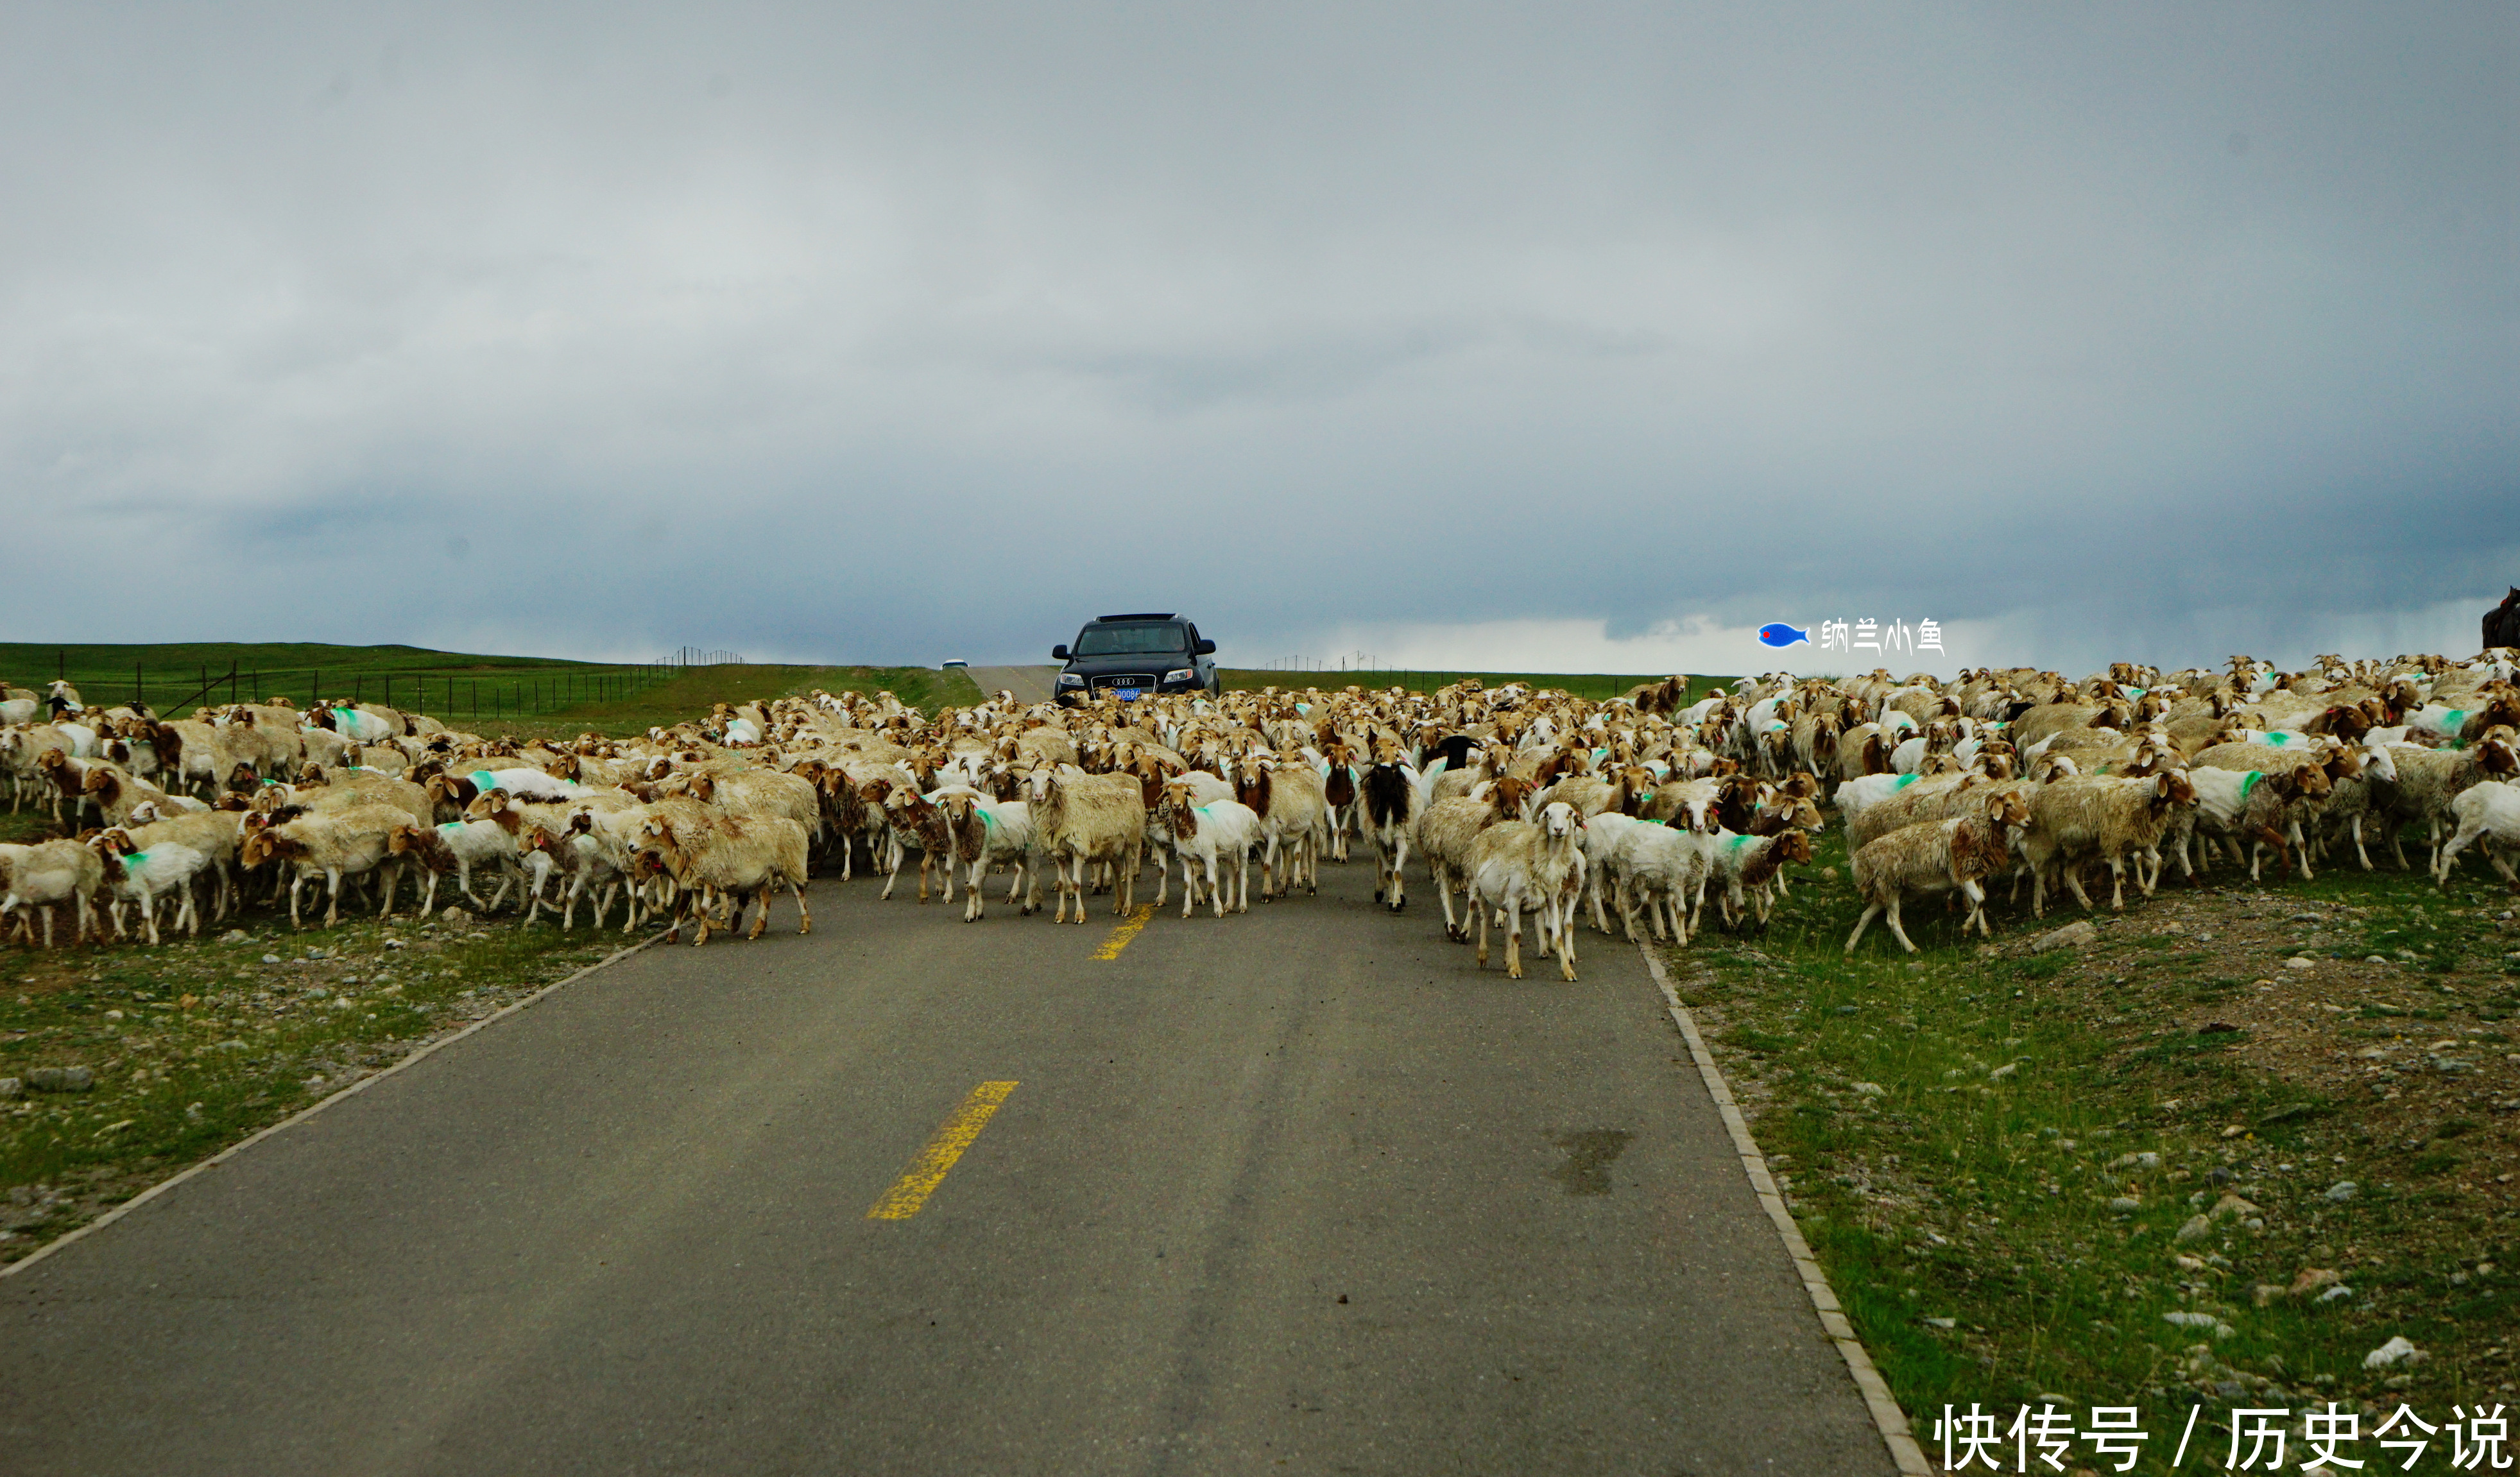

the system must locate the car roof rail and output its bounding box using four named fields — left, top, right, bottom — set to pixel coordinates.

left=1094, top=612, right=1178, bottom=622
